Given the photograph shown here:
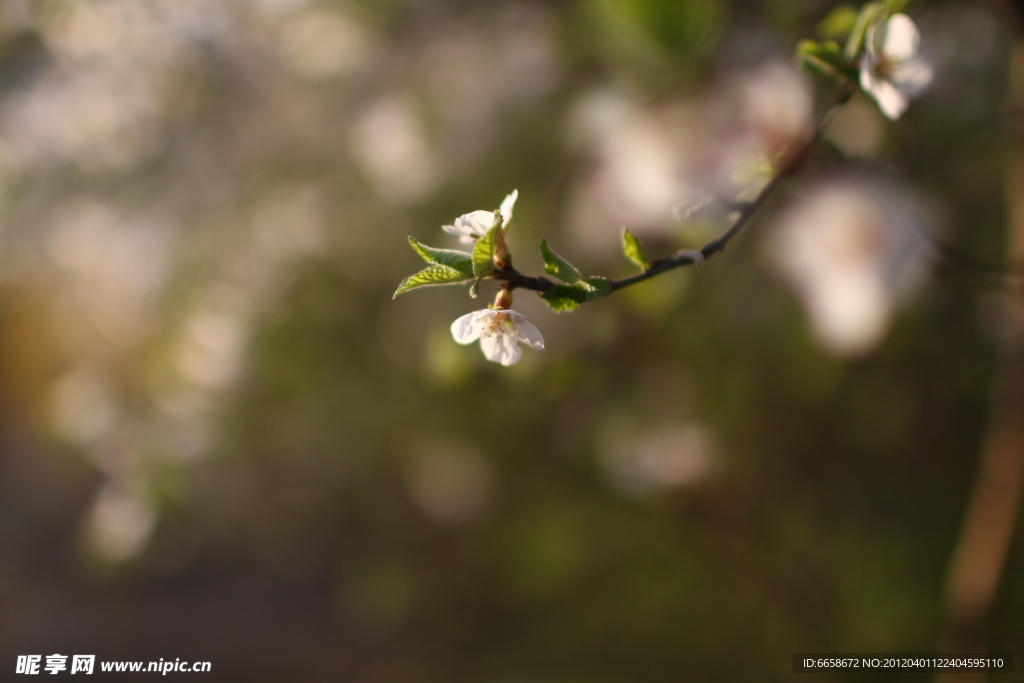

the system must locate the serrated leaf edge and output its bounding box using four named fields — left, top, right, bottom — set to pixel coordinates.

left=408, top=237, right=474, bottom=276
left=393, top=265, right=474, bottom=298
left=540, top=238, right=584, bottom=284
